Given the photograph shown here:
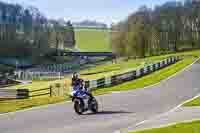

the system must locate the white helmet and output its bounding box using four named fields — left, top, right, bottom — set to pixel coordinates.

left=72, top=72, right=79, bottom=79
